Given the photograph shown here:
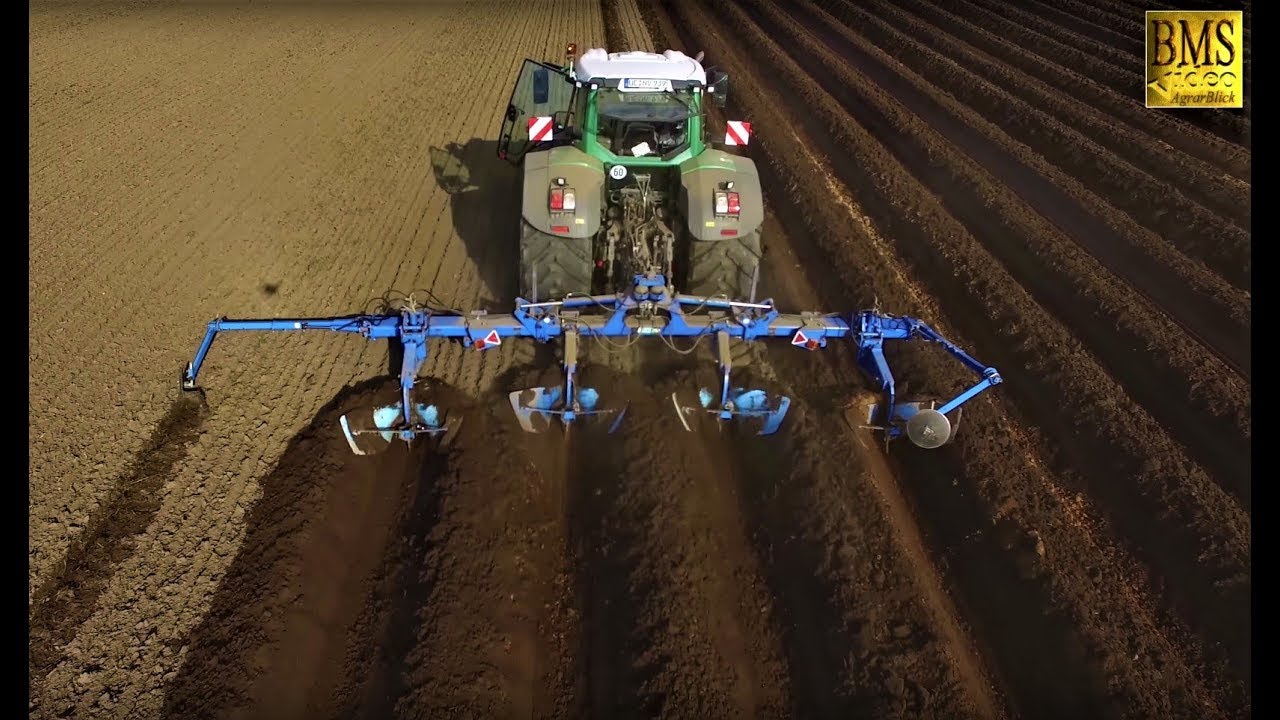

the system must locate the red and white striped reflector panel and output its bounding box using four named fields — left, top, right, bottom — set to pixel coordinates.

left=528, top=116, right=554, bottom=142
left=724, top=120, right=751, bottom=146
